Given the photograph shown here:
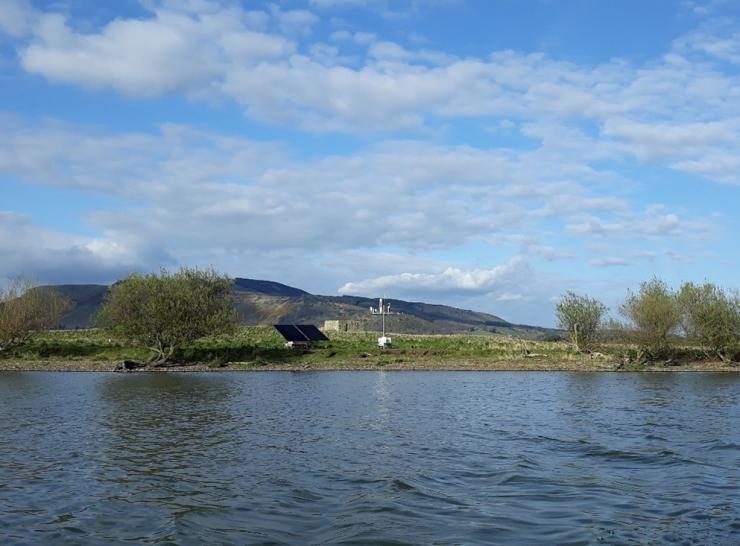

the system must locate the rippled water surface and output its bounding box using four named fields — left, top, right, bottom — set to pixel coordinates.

left=0, top=372, right=738, bottom=545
